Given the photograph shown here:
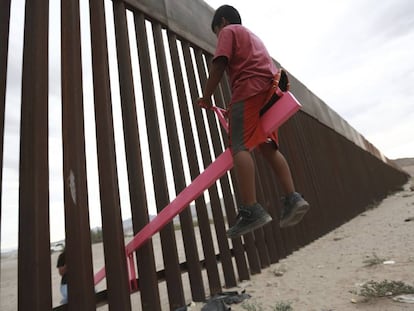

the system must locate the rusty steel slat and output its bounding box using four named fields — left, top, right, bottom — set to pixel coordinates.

left=204, top=55, right=250, bottom=281
left=283, top=114, right=315, bottom=248
left=290, top=114, right=316, bottom=247
left=298, top=115, right=326, bottom=239
left=253, top=155, right=280, bottom=264
left=254, top=156, right=288, bottom=259
left=226, top=173, right=262, bottom=274
left=60, top=0, right=95, bottom=309
left=316, top=123, right=342, bottom=232
left=133, top=12, right=185, bottom=309
left=0, top=0, right=11, bottom=261
left=180, top=41, right=223, bottom=294
left=167, top=33, right=222, bottom=296
left=262, top=177, right=288, bottom=260
left=125, top=0, right=217, bottom=54
left=276, top=119, right=303, bottom=254
left=310, top=115, right=339, bottom=237
left=167, top=37, right=217, bottom=287
left=250, top=156, right=271, bottom=268
left=341, top=136, right=359, bottom=219
left=195, top=51, right=262, bottom=278
left=152, top=23, right=206, bottom=302
left=88, top=0, right=131, bottom=310
left=328, top=129, right=351, bottom=228
left=293, top=113, right=327, bottom=242
left=224, top=167, right=262, bottom=276
left=111, top=3, right=161, bottom=310
left=193, top=50, right=237, bottom=287
left=303, top=115, right=337, bottom=237
left=219, top=74, right=231, bottom=106
left=18, top=0, right=51, bottom=310
left=304, top=121, right=337, bottom=235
